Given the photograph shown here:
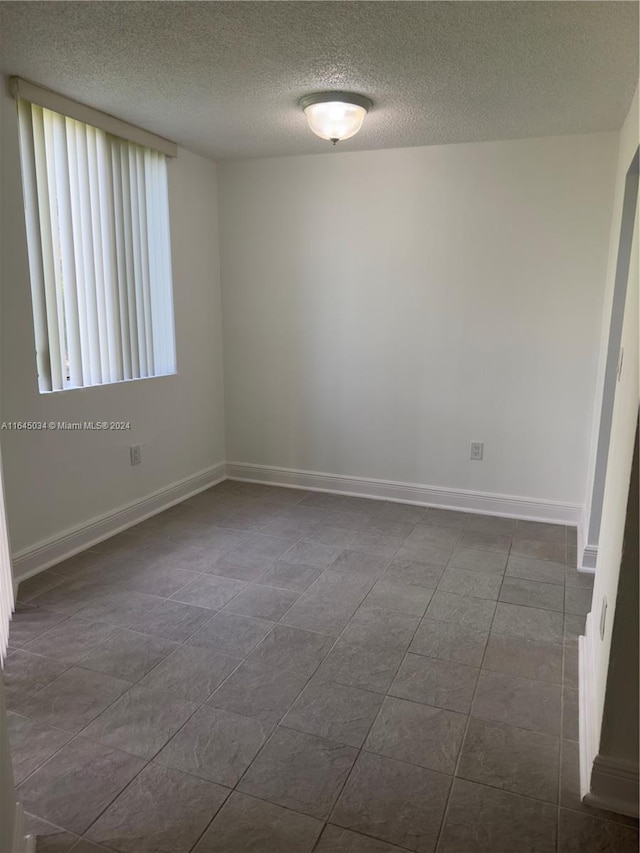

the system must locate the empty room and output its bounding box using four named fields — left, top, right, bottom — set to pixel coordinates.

left=0, top=2, right=638, bottom=852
